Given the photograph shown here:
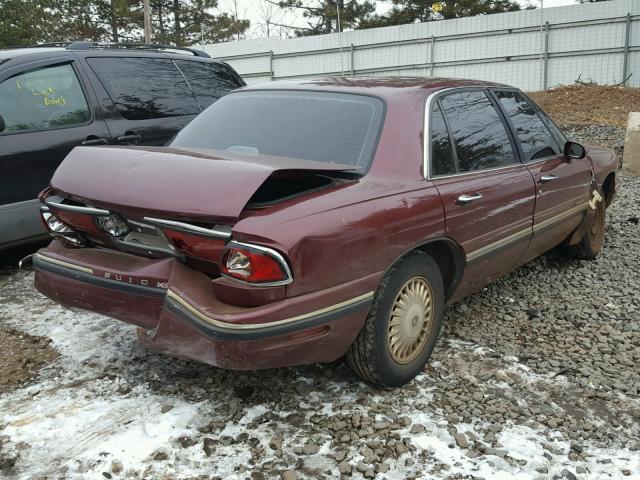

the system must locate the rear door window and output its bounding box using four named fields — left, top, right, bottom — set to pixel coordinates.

left=0, top=63, right=90, bottom=134
left=430, top=102, right=456, bottom=176
left=494, top=90, right=560, bottom=161
left=174, top=60, right=243, bottom=109
left=87, top=57, right=199, bottom=120
left=439, top=91, right=515, bottom=173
